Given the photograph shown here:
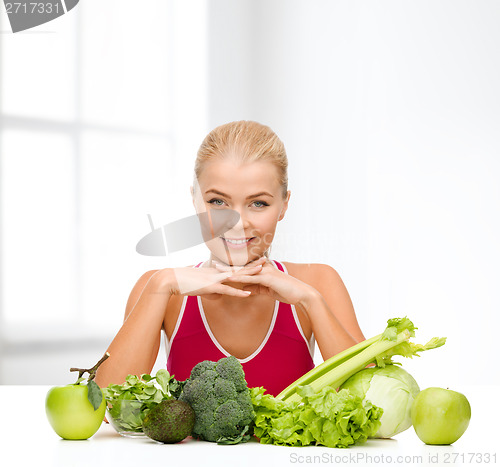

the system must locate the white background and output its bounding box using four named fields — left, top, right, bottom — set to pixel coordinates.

left=1, top=0, right=498, bottom=392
